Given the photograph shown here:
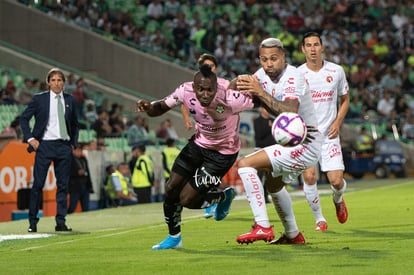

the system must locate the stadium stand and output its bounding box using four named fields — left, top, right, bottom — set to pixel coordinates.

left=3, top=1, right=414, bottom=147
